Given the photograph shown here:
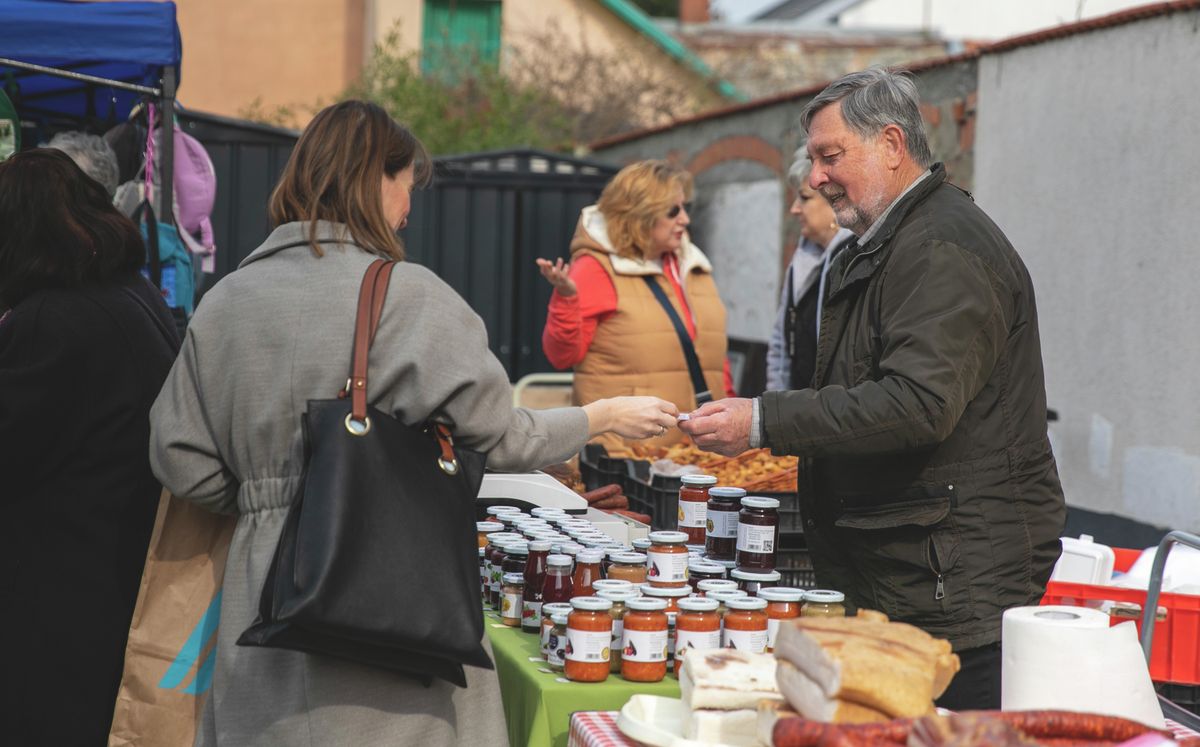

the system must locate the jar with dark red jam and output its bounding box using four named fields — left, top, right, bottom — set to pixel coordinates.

left=541, top=553, right=575, bottom=606
left=735, top=496, right=780, bottom=570
left=677, top=474, right=717, bottom=545
left=687, top=559, right=726, bottom=594
left=501, top=541, right=529, bottom=579
left=522, top=540, right=552, bottom=634
left=705, top=487, right=745, bottom=561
